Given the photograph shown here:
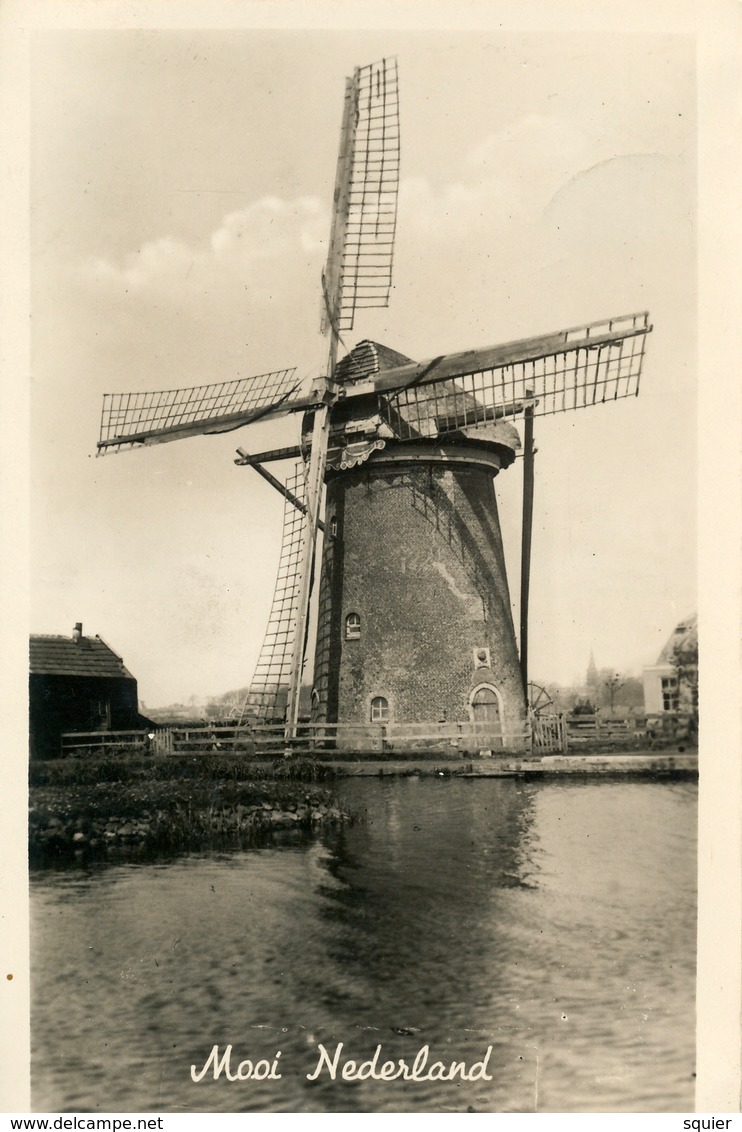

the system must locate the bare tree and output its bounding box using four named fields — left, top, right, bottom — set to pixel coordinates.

left=604, top=673, right=624, bottom=713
